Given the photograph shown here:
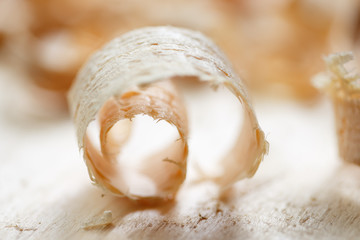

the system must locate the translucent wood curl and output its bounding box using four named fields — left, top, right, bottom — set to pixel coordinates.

left=68, top=26, right=268, bottom=200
